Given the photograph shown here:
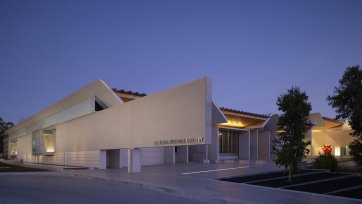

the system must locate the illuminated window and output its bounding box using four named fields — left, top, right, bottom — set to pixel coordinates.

left=334, top=147, right=340, bottom=156
left=43, top=129, right=55, bottom=153
left=10, top=139, right=17, bottom=156
left=334, top=146, right=348, bottom=157
left=32, top=128, right=56, bottom=155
